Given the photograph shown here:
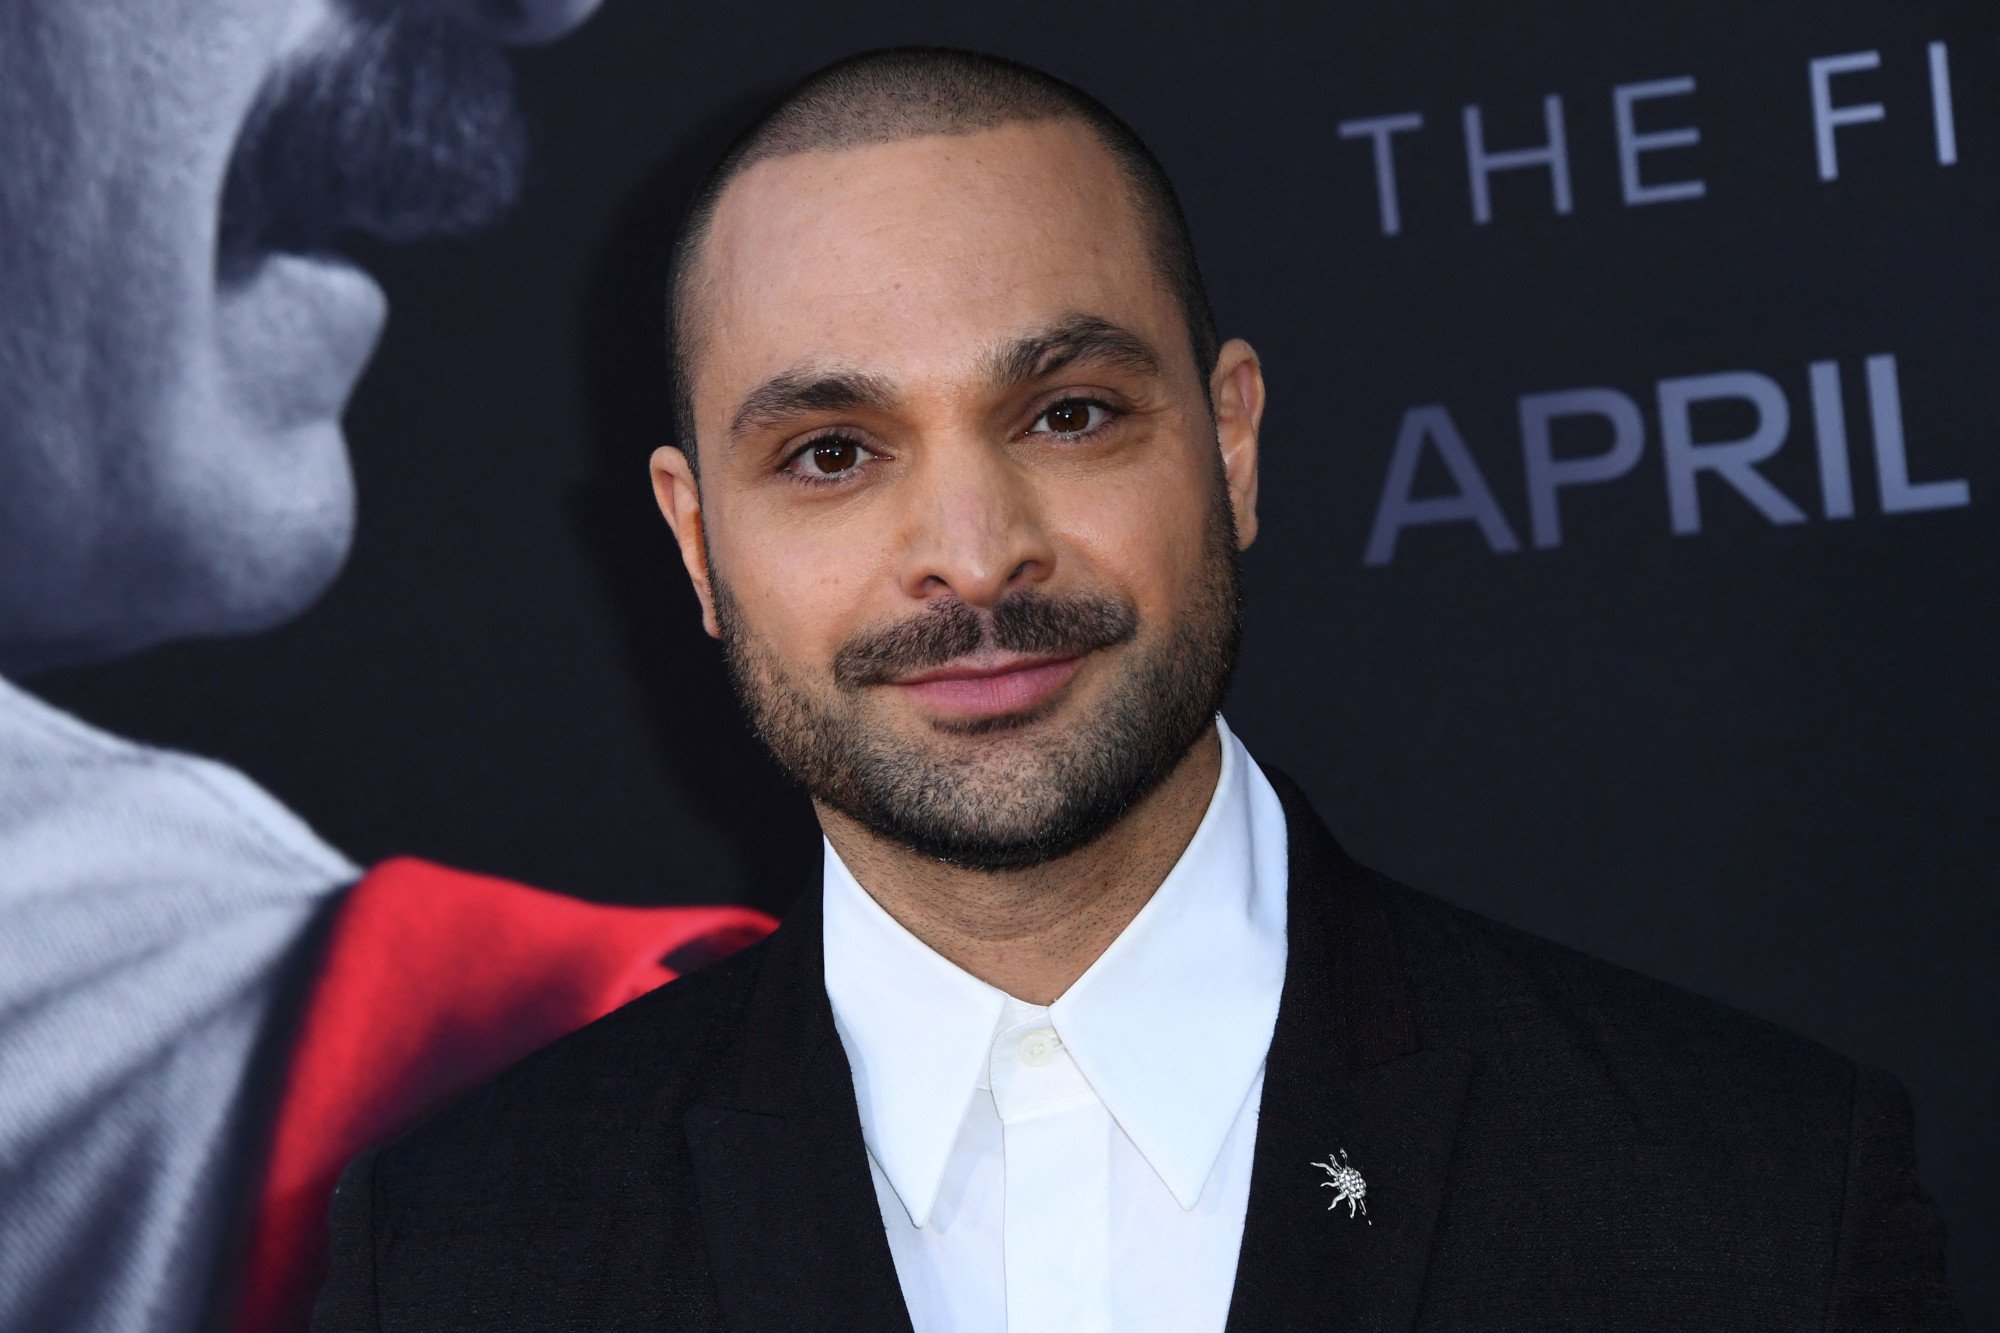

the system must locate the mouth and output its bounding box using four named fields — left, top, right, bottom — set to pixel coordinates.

left=887, top=652, right=1088, bottom=722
